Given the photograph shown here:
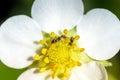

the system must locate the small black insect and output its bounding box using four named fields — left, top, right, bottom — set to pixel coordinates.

left=70, top=37, right=74, bottom=43
left=61, top=35, right=66, bottom=38
left=57, top=37, right=61, bottom=41
left=69, top=37, right=74, bottom=45
left=51, top=35, right=67, bottom=44
left=51, top=39, right=57, bottom=44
